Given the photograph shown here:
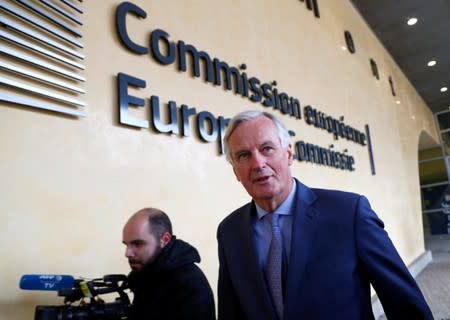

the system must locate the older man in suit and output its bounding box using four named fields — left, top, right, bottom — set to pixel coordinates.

left=216, top=110, right=432, bottom=319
